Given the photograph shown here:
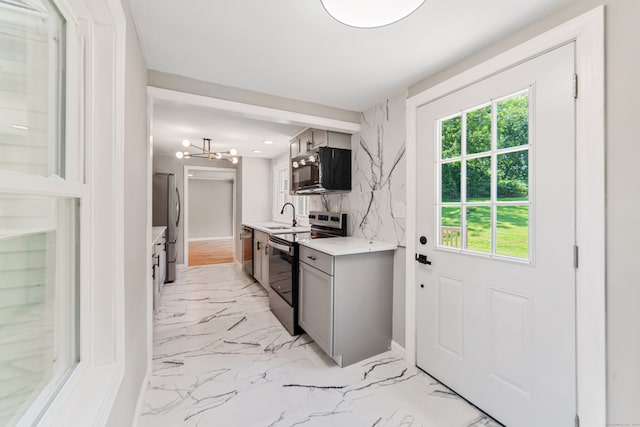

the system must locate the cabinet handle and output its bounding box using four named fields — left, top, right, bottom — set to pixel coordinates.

left=307, top=255, right=317, bottom=261
left=153, top=254, right=160, bottom=267
left=257, top=241, right=261, bottom=250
